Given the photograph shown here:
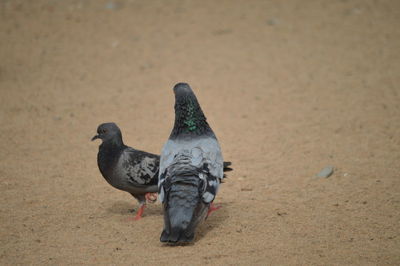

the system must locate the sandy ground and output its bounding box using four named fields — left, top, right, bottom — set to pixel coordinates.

left=1, top=0, right=399, bottom=265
